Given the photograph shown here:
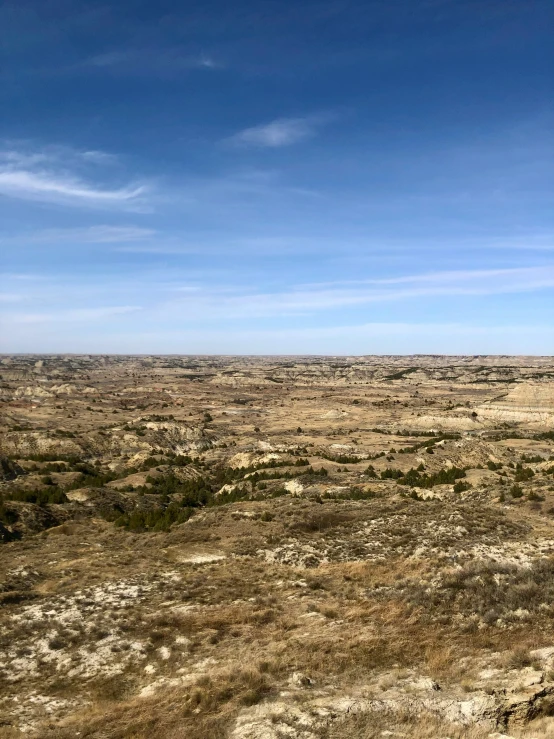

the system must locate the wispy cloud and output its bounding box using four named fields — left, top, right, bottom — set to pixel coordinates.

left=0, top=273, right=43, bottom=281
left=157, top=266, right=554, bottom=318
left=80, top=150, right=119, bottom=165
left=0, top=145, right=147, bottom=208
left=87, top=49, right=222, bottom=74
left=298, top=266, right=554, bottom=292
left=226, top=116, right=322, bottom=148
left=6, top=306, right=141, bottom=324
left=4, top=321, right=551, bottom=355
left=0, top=170, right=145, bottom=204
left=1, top=145, right=117, bottom=168
left=486, top=234, right=554, bottom=251
left=2, top=267, right=552, bottom=328
left=88, top=51, right=130, bottom=68
left=22, top=225, right=156, bottom=244
left=1, top=265, right=552, bottom=353
left=196, top=54, right=219, bottom=69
